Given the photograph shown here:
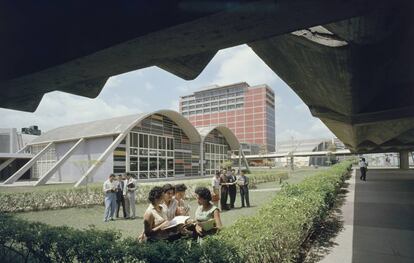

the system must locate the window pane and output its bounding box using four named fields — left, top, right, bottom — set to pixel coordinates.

left=167, top=159, right=174, bottom=170
left=143, top=134, right=148, bottom=148
left=150, top=171, right=158, bottom=178
left=139, top=134, right=144, bottom=148
left=150, top=158, right=157, bottom=171
left=159, top=137, right=166, bottom=149
left=130, top=157, right=138, bottom=171
left=159, top=158, right=166, bottom=170
left=139, top=172, right=148, bottom=179
left=139, top=157, right=148, bottom=171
